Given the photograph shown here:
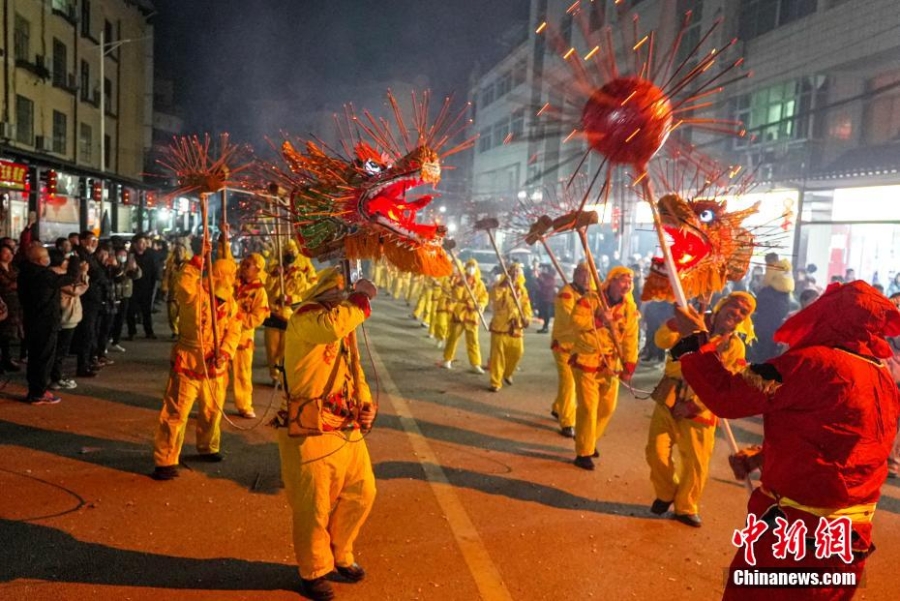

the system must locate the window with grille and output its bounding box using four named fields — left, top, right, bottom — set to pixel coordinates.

left=14, top=14, right=30, bottom=62
left=15, top=96, right=33, bottom=145
left=53, top=38, right=68, bottom=87
left=53, top=110, right=68, bottom=154
left=80, top=123, right=93, bottom=162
